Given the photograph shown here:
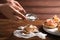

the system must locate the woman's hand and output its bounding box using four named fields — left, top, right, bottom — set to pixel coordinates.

left=9, top=1, right=27, bottom=20
left=0, top=0, right=27, bottom=20
left=0, top=4, right=27, bottom=20
left=14, top=1, right=26, bottom=14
